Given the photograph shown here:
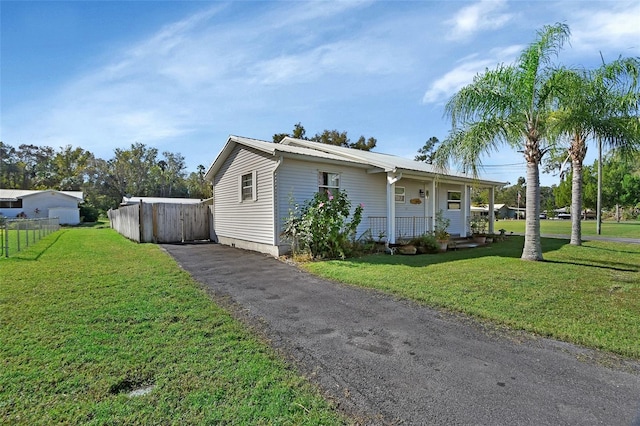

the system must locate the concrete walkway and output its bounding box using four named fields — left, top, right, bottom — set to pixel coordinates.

left=162, top=243, right=640, bottom=425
